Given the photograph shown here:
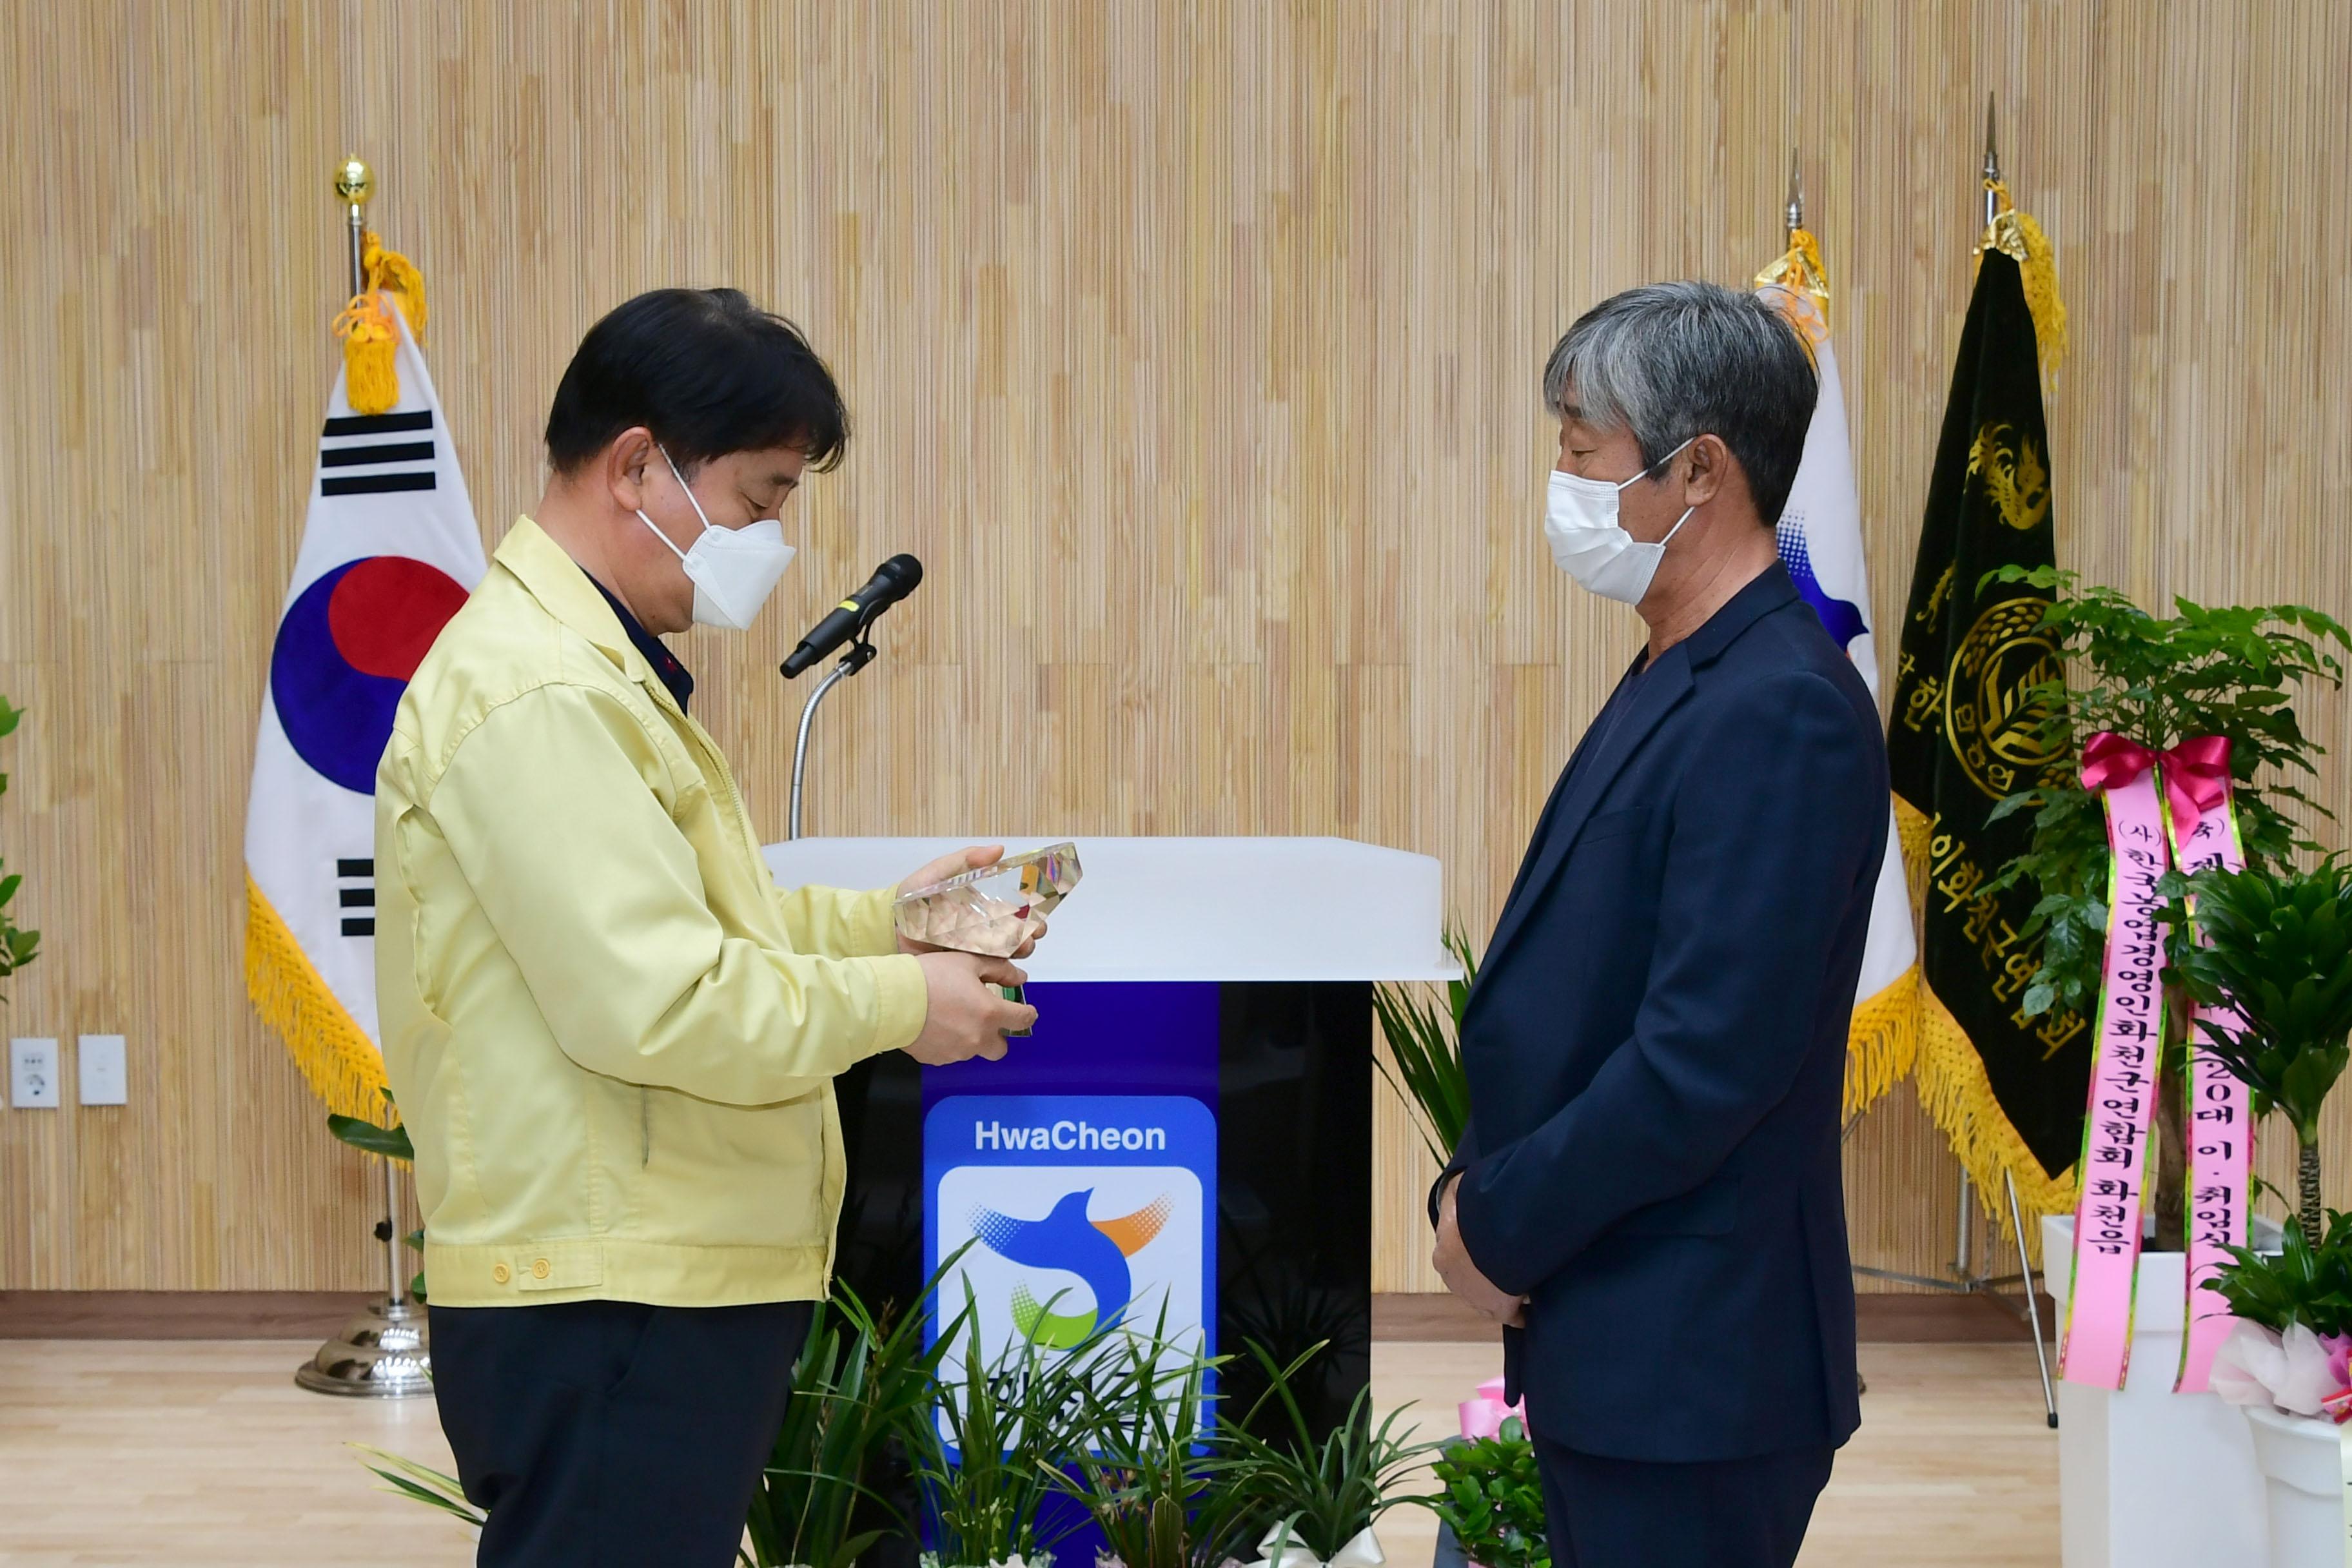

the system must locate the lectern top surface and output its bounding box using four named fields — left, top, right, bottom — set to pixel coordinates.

left=763, top=836, right=1458, bottom=983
